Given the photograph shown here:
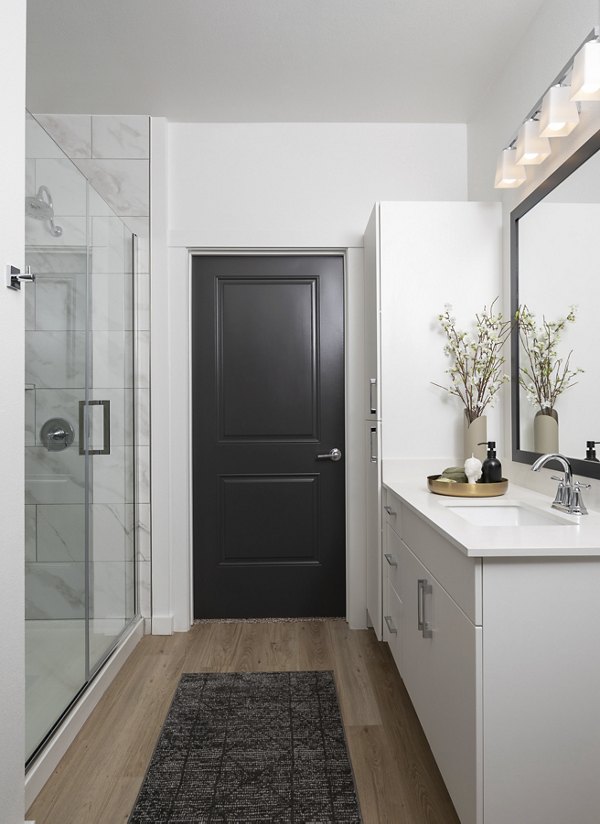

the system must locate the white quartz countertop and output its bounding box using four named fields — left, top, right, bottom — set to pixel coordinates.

left=383, top=469, right=600, bottom=558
